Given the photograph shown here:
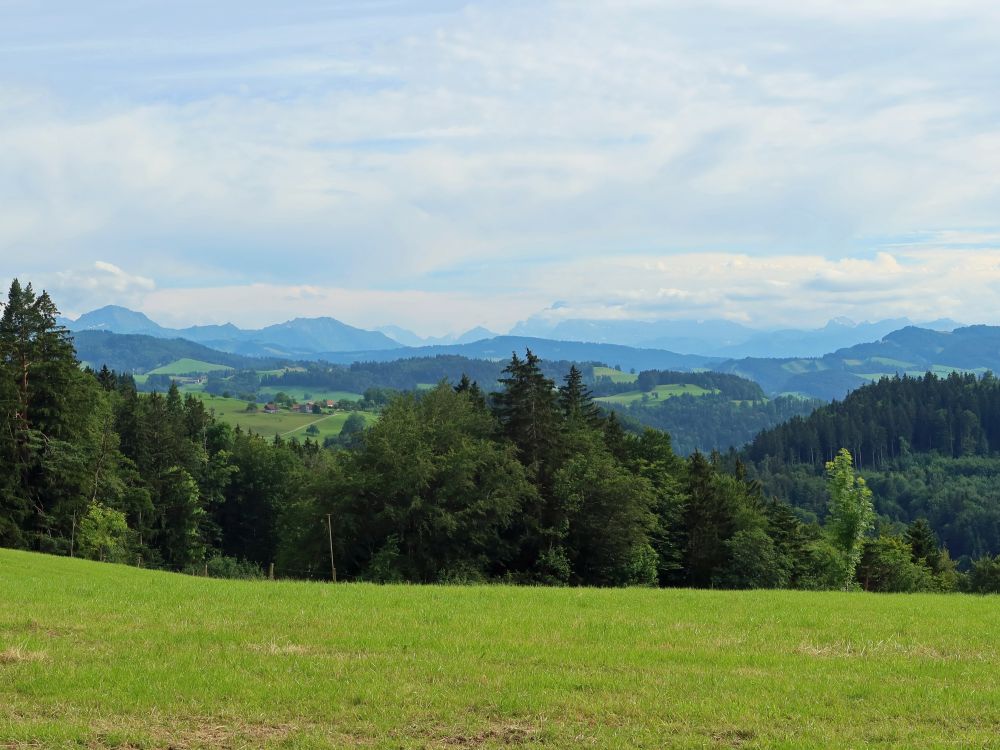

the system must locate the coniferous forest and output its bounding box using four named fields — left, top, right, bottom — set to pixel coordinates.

left=3, top=279, right=1000, bottom=593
